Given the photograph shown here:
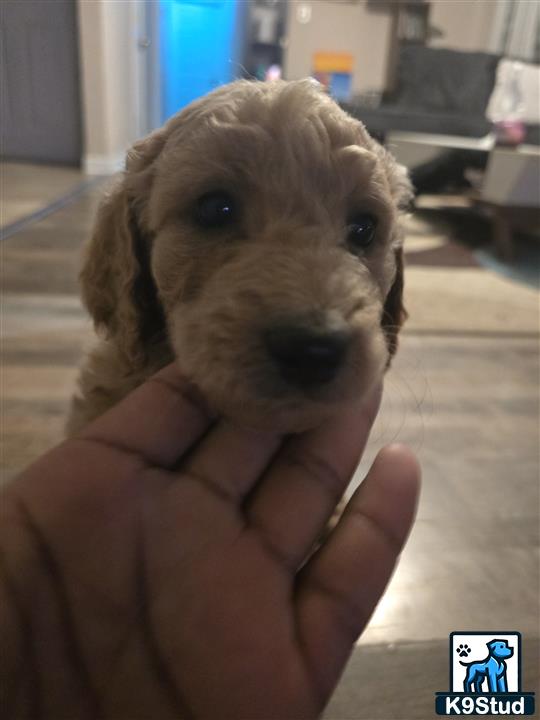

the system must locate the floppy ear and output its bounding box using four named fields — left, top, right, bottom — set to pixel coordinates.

left=80, top=130, right=167, bottom=366
left=376, top=147, right=412, bottom=363
left=381, top=246, right=407, bottom=361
